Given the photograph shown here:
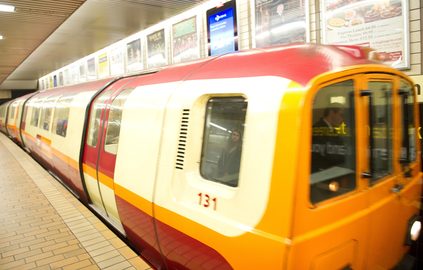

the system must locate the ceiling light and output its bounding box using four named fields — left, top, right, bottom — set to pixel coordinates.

left=0, top=35, right=3, bottom=40
left=0, top=4, right=15, bottom=12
